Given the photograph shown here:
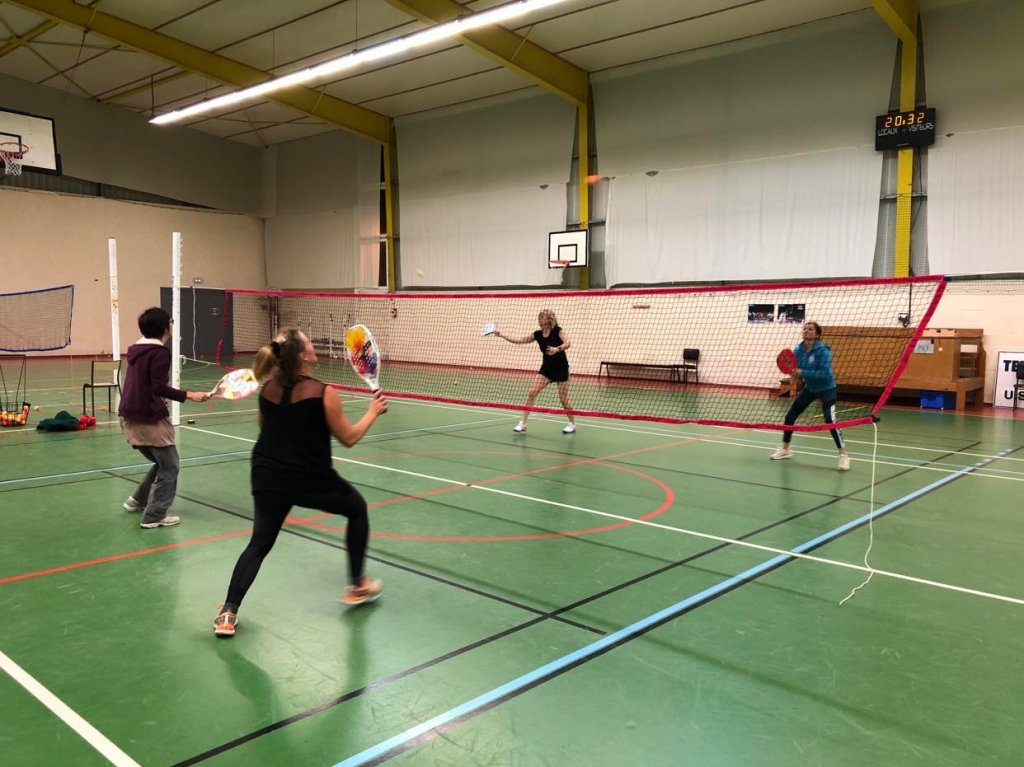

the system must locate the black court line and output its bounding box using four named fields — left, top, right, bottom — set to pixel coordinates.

left=364, top=425, right=868, bottom=502
left=168, top=439, right=985, bottom=766
left=360, top=443, right=1017, bottom=767
left=105, top=473, right=606, bottom=638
